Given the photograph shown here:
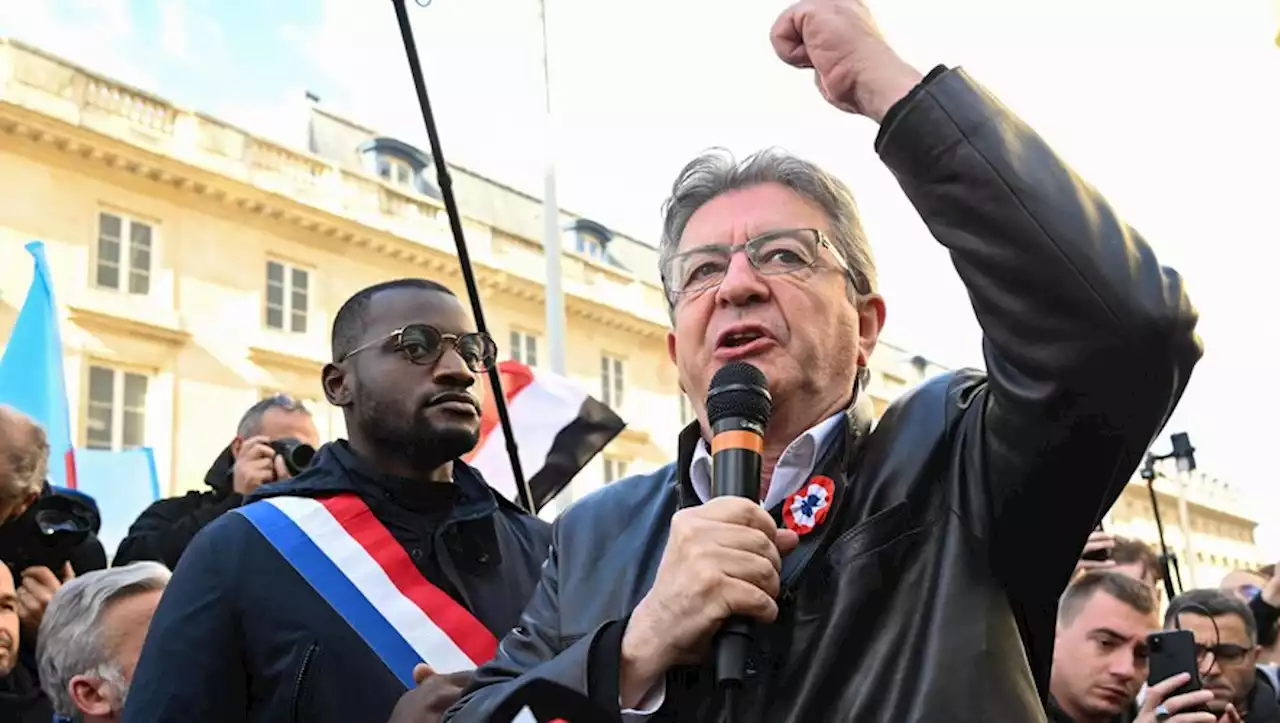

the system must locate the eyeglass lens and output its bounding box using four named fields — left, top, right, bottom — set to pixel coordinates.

left=398, top=324, right=496, bottom=372
left=669, top=230, right=820, bottom=296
